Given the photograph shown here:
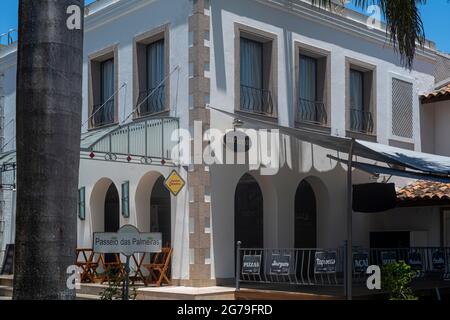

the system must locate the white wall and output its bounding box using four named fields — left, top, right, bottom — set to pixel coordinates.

left=420, top=100, right=450, bottom=157
left=433, top=101, right=450, bottom=157
left=82, top=0, right=190, bottom=134
left=207, top=0, right=439, bottom=279
left=209, top=0, right=436, bottom=148
left=0, top=0, right=445, bottom=282
left=0, top=49, right=17, bottom=152
left=78, top=159, right=190, bottom=280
